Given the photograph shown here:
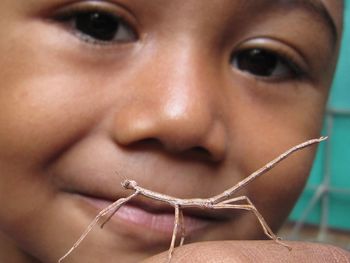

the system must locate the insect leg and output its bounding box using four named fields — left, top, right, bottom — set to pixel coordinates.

left=167, top=205, right=180, bottom=263
left=58, top=192, right=138, bottom=263
left=179, top=209, right=185, bottom=246
left=214, top=196, right=291, bottom=250
left=101, top=191, right=139, bottom=228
